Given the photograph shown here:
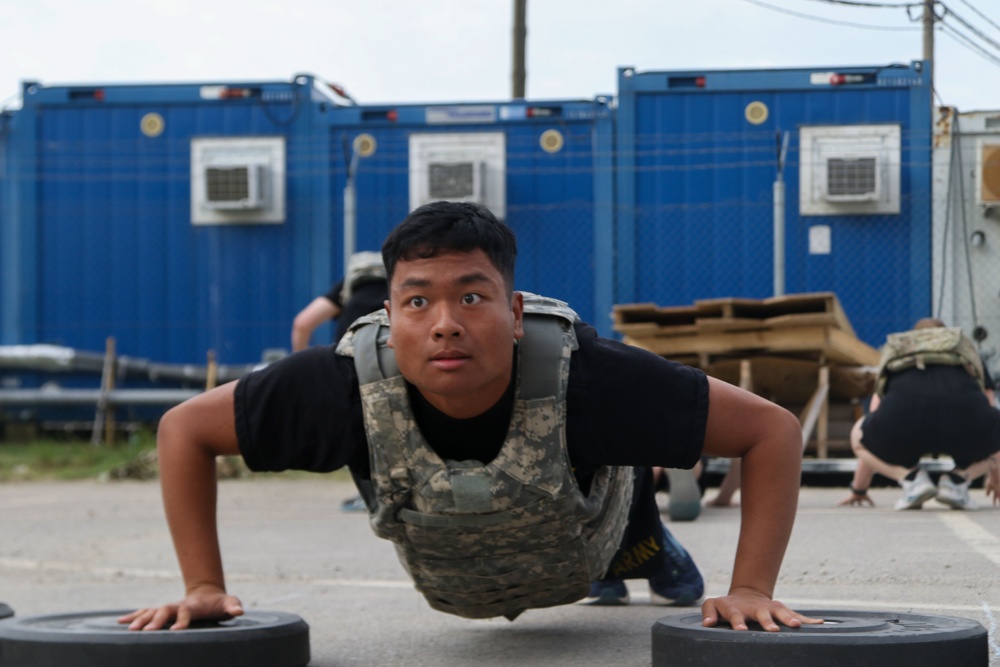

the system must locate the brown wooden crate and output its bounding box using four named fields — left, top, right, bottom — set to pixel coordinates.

left=611, top=303, right=660, bottom=325
left=612, top=303, right=701, bottom=327
left=613, top=292, right=861, bottom=340
left=611, top=322, right=662, bottom=337
left=628, top=324, right=879, bottom=366
left=700, top=356, right=875, bottom=403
